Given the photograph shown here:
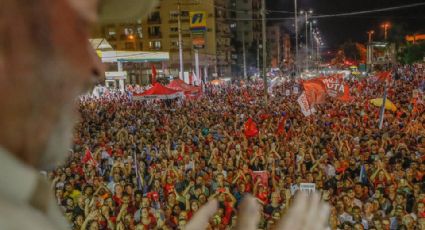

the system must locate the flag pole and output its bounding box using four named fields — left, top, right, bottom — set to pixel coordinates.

left=378, top=81, right=388, bottom=130
left=133, top=151, right=142, bottom=190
